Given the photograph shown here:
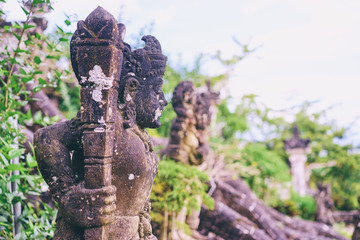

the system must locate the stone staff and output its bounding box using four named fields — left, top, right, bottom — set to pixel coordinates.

left=70, top=7, right=125, bottom=239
